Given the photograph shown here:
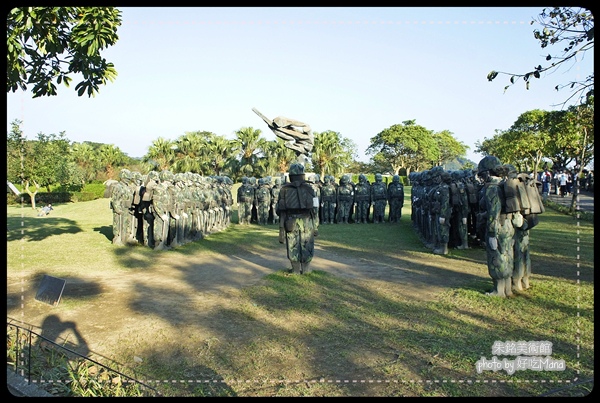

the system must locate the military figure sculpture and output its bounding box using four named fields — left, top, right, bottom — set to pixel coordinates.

left=110, top=169, right=135, bottom=246
left=353, top=174, right=371, bottom=224
left=478, top=156, right=514, bottom=297
left=307, top=174, right=321, bottom=228
left=431, top=168, right=452, bottom=255
left=237, top=177, right=255, bottom=225
left=256, top=178, right=272, bottom=225
left=320, top=175, right=337, bottom=224
left=153, top=170, right=178, bottom=250
left=371, top=173, right=388, bottom=223
left=463, top=168, right=481, bottom=241
left=336, top=174, right=354, bottom=224
left=449, top=170, right=470, bottom=249
left=142, top=171, right=160, bottom=247
left=130, top=171, right=145, bottom=244
left=513, top=171, right=544, bottom=291
left=271, top=177, right=282, bottom=225
left=249, top=176, right=259, bottom=224
left=502, top=164, right=530, bottom=292
left=387, top=174, right=404, bottom=223
left=276, top=163, right=319, bottom=274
